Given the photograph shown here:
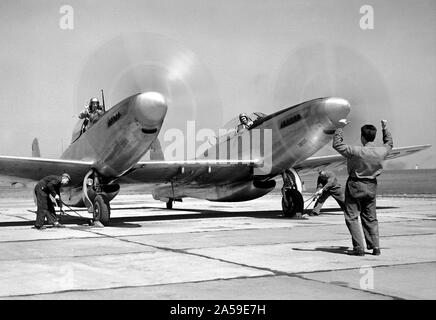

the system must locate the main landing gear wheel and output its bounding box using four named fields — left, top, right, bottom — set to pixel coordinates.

left=93, top=195, right=111, bottom=225
left=282, top=189, right=304, bottom=218
left=281, top=168, right=304, bottom=218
